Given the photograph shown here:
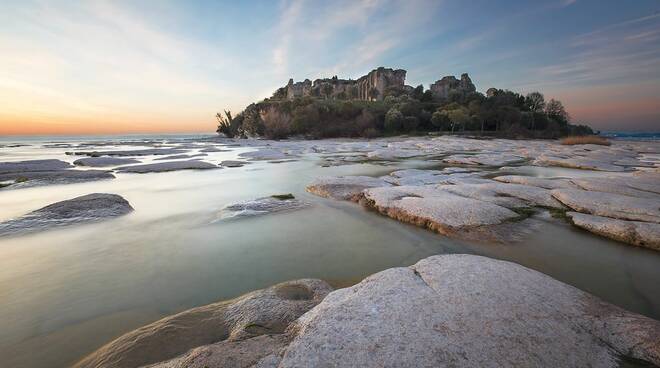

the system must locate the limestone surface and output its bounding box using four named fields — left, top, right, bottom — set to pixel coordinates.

left=116, top=160, right=218, bottom=173
left=306, top=176, right=391, bottom=201
left=73, top=157, right=140, bottom=167
left=0, top=159, right=72, bottom=173
left=568, top=212, right=660, bottom=250
left=274, top=255, right=660, bottom=368
left=219, top=196, right=310, bottom=220
left=0, top=193, right=133, bottom=236
left=552, top=189, right=660, bottom=223
left=74, top=279, right=332, bottom=368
